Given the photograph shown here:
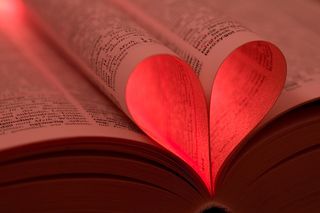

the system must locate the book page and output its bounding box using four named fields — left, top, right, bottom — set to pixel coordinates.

left=19, top=0, right=213, bottom=191
left=0, top=6, right=150, bottom=151
left=23, top=0, right=173, bottom=113
left=115, top=0, right=287, bottom=192
left=209, top=0, right=320, bottom=120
